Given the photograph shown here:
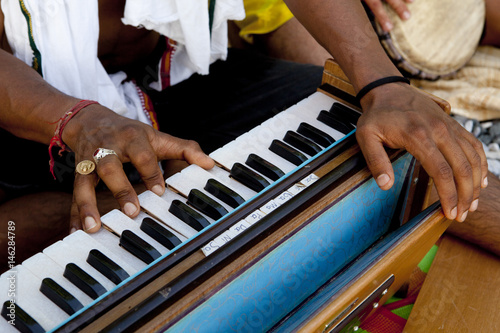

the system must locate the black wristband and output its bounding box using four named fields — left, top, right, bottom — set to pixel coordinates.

left=356, top=76, right=410, bottom=103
